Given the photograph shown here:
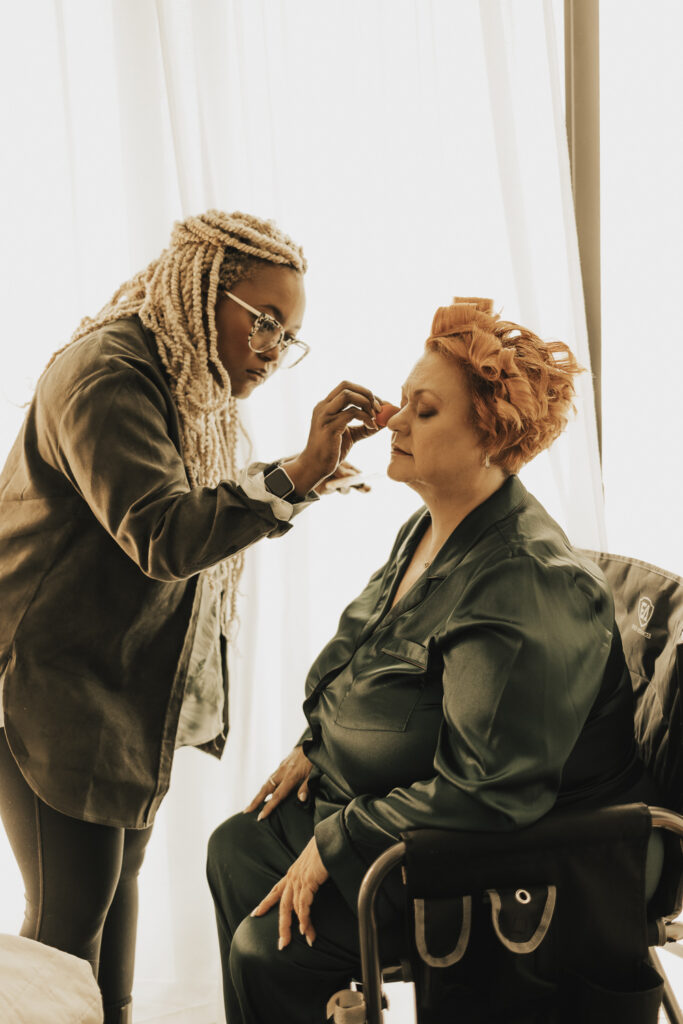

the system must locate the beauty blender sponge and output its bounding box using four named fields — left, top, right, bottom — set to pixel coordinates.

left=375, top=402, right=400, bottom=428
